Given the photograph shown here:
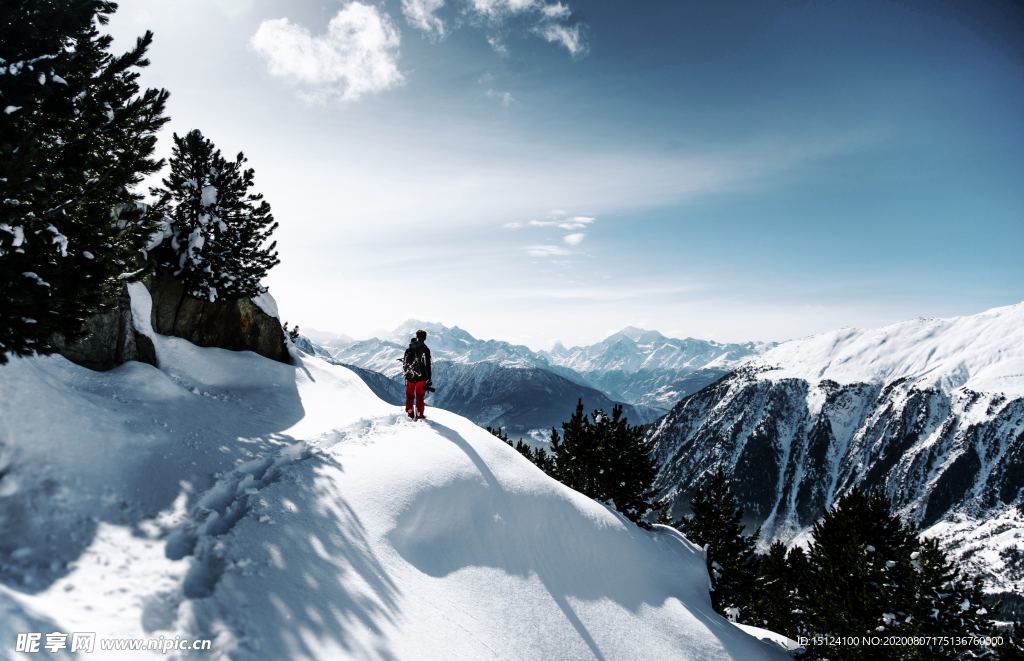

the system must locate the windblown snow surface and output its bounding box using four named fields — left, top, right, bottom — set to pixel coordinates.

left=0, top=286, right=784, bottom=660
